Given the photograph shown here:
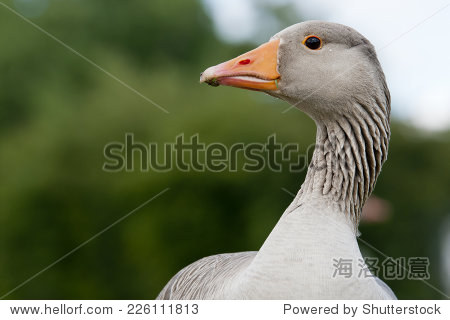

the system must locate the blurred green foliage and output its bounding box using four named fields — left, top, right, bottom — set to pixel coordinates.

left=0, top=0, right=448, bottom=299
